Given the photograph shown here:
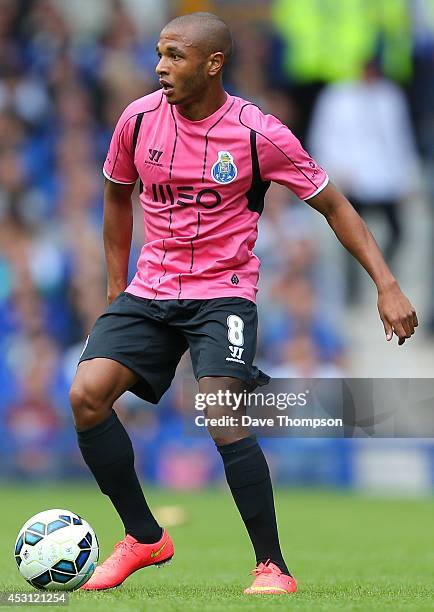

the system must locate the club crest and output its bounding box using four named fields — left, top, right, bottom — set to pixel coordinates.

left=211, top=151, right=237, bottom=184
